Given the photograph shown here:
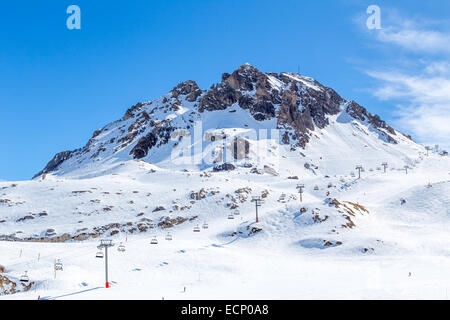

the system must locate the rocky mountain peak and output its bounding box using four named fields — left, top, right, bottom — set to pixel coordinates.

left=221, top=63, right=264, bottom=90
left=34, top=64, right=413, bottom=178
